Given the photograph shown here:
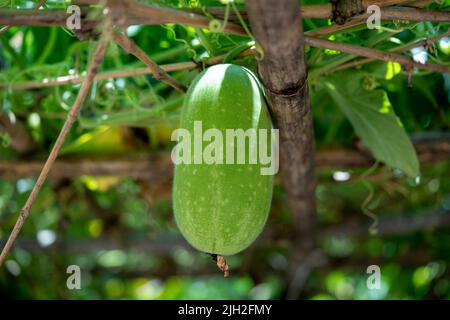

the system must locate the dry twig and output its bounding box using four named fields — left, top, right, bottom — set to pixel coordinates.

left=327, top=30, right=450, bottom=73
left=113, top=32, right=187, bottom=93
left=0, top=16, right=113, bottom=267
left=0, top=0, right=47, bottom=35
left=305, top=36, right=450, bottom=74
